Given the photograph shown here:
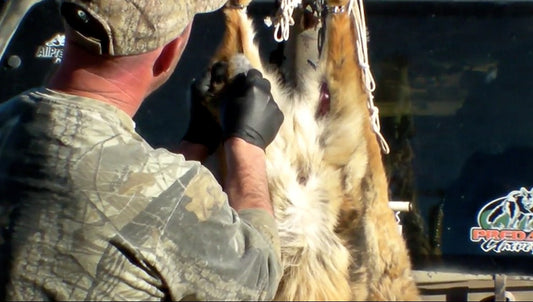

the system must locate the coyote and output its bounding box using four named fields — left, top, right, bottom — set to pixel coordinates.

left=202, top=0, right=420, bottom=300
